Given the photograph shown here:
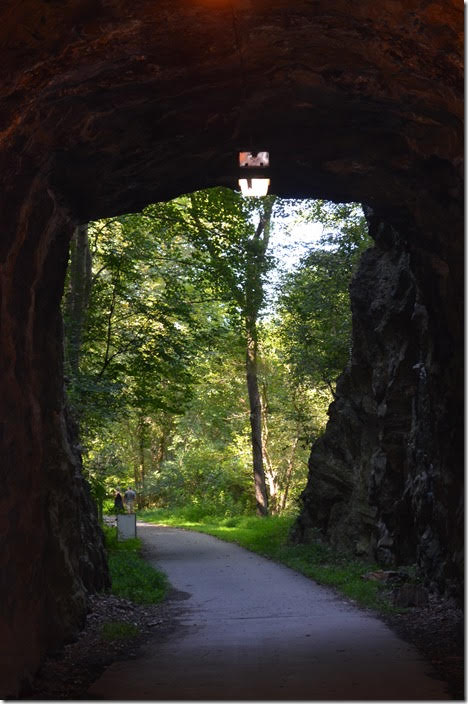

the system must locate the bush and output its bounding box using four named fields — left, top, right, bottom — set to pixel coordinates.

left=102, top=498, right=116, bottom=515
left=142, top=451, right=255, bottom=518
